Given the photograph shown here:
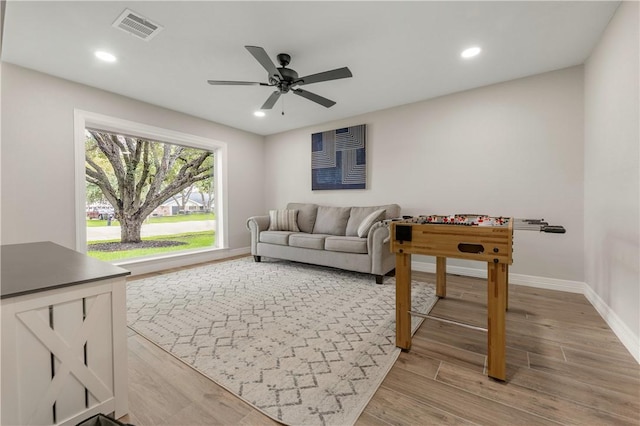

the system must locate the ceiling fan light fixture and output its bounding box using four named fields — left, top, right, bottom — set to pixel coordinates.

left=253, top=111, right=266, bottom=117
left=461, top=46, right=482, bottom=59
left=95, top=51, right=117, bottom=62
